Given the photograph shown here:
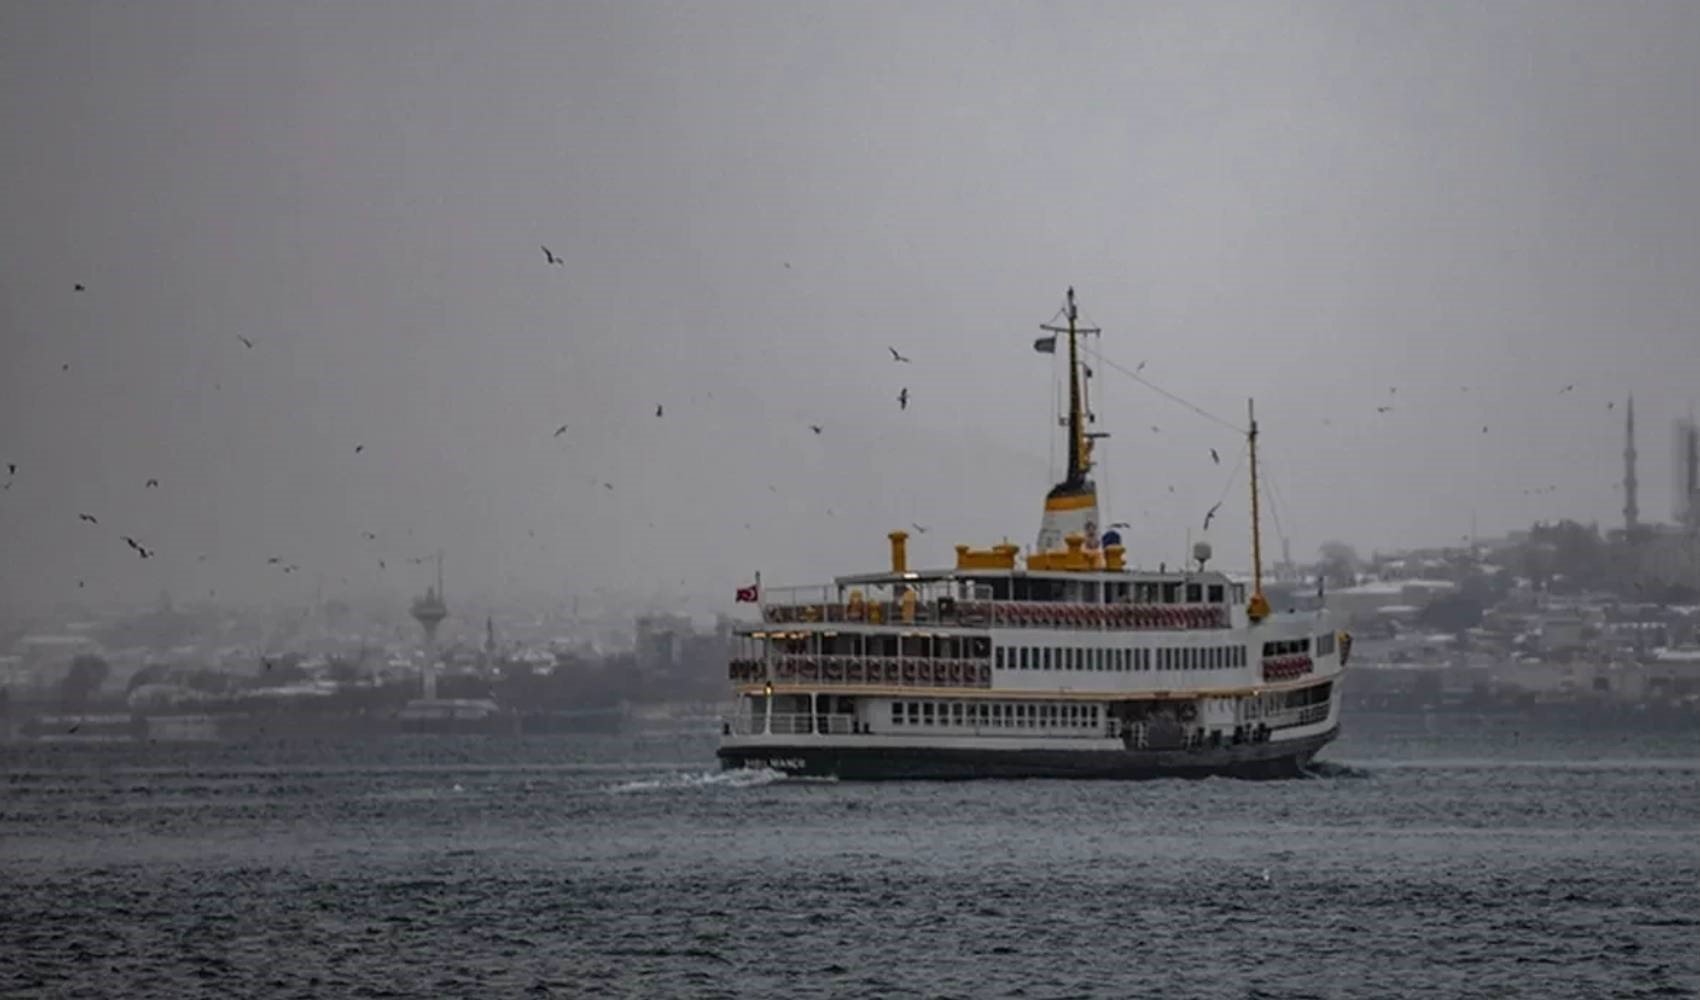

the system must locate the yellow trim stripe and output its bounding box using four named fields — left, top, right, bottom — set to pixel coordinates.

left=1043, top=492, right=1099, bottom=512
